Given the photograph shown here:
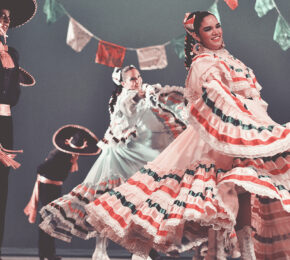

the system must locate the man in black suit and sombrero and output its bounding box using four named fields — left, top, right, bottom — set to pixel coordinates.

left=24, top=124, right=100, bottom=260
left=0, top=0, right=37, bottom=258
